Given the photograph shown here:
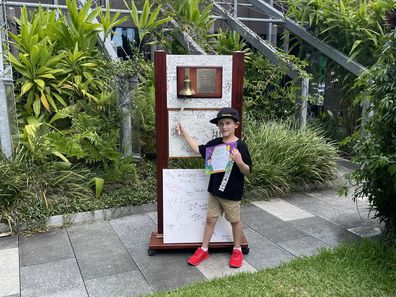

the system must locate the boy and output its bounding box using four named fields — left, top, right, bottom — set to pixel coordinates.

left=176, top=107, right=252, bottom=268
